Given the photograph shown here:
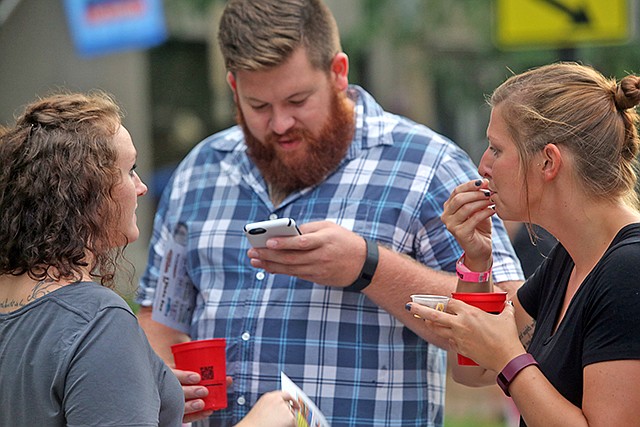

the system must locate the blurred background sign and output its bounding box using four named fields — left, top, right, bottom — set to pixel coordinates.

left=495, top=0, right=631, bottom=49
left=64, top=0, right=168, bottom=57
